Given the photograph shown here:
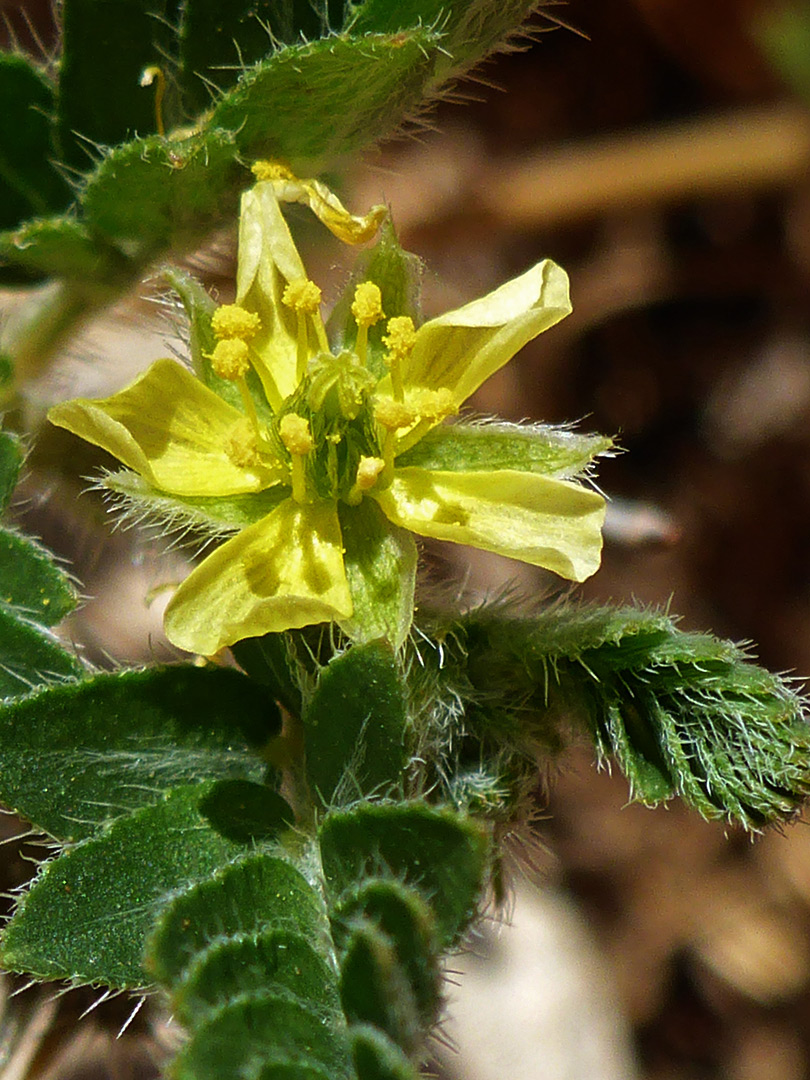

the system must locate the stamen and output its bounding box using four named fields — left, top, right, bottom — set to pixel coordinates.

left=211, top=304, right=262, bottom=341
left=279, top=414, right=314, bottom=504
left=374, top=397, right=417, bottom=432
left=210, top=339, right=251, bottom=381
left=346, top=456, right=386, bottom=505
left=251, top=160, right=295, bottom=182
left=351, top=281, right=384, bottom=370
left=140, top=66, right=166, bottom=137
left=283, top=279, right=323, bottom=381
left=227, top=419, right=261, bottom=470
left=382, top=315, right=416, bottom=403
